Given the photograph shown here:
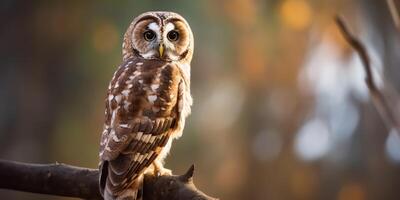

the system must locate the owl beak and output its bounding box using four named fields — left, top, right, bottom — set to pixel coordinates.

left=159, top=44, right=165, bottom=57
